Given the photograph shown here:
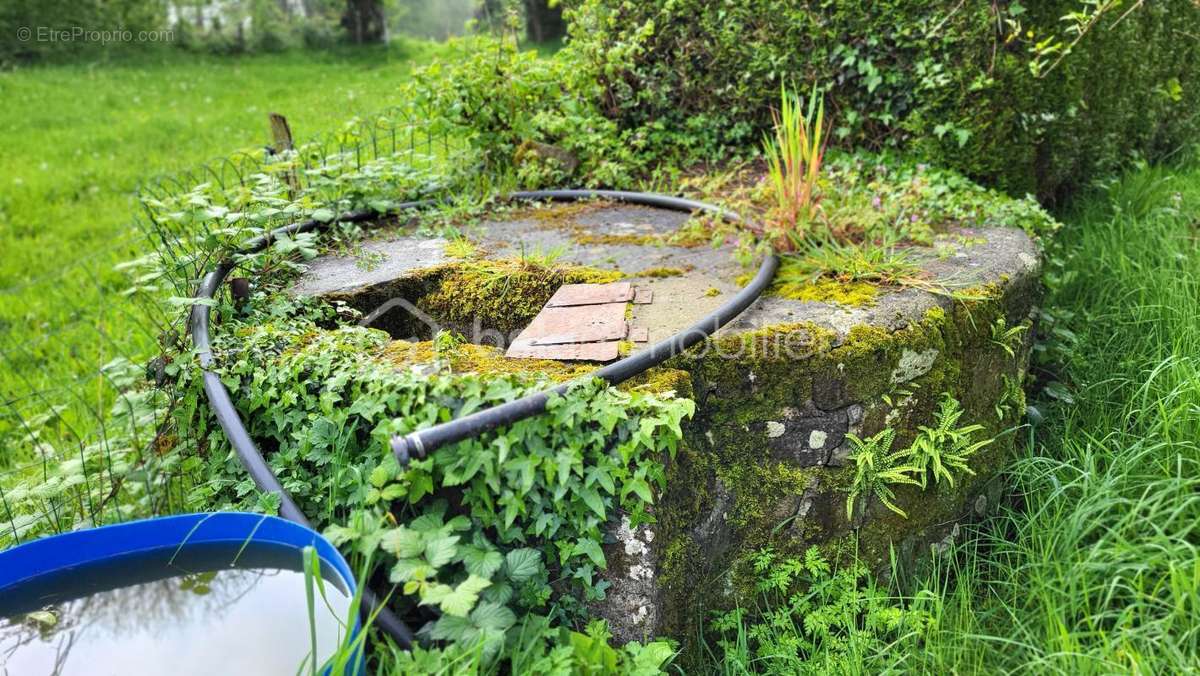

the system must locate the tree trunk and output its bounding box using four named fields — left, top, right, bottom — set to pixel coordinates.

left=342, top=0, right=387, bottom=44
left=524, top=0, right=564, bottom=43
